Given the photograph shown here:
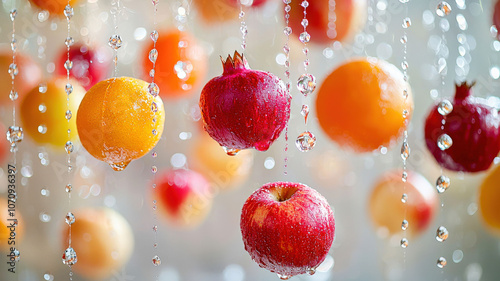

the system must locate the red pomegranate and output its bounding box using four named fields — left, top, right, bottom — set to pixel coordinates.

left=425, top=82, right=500, bottom=173
left=494, top=0, right=500, bottom=40
left=199, top=51, right=291, bottom=154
